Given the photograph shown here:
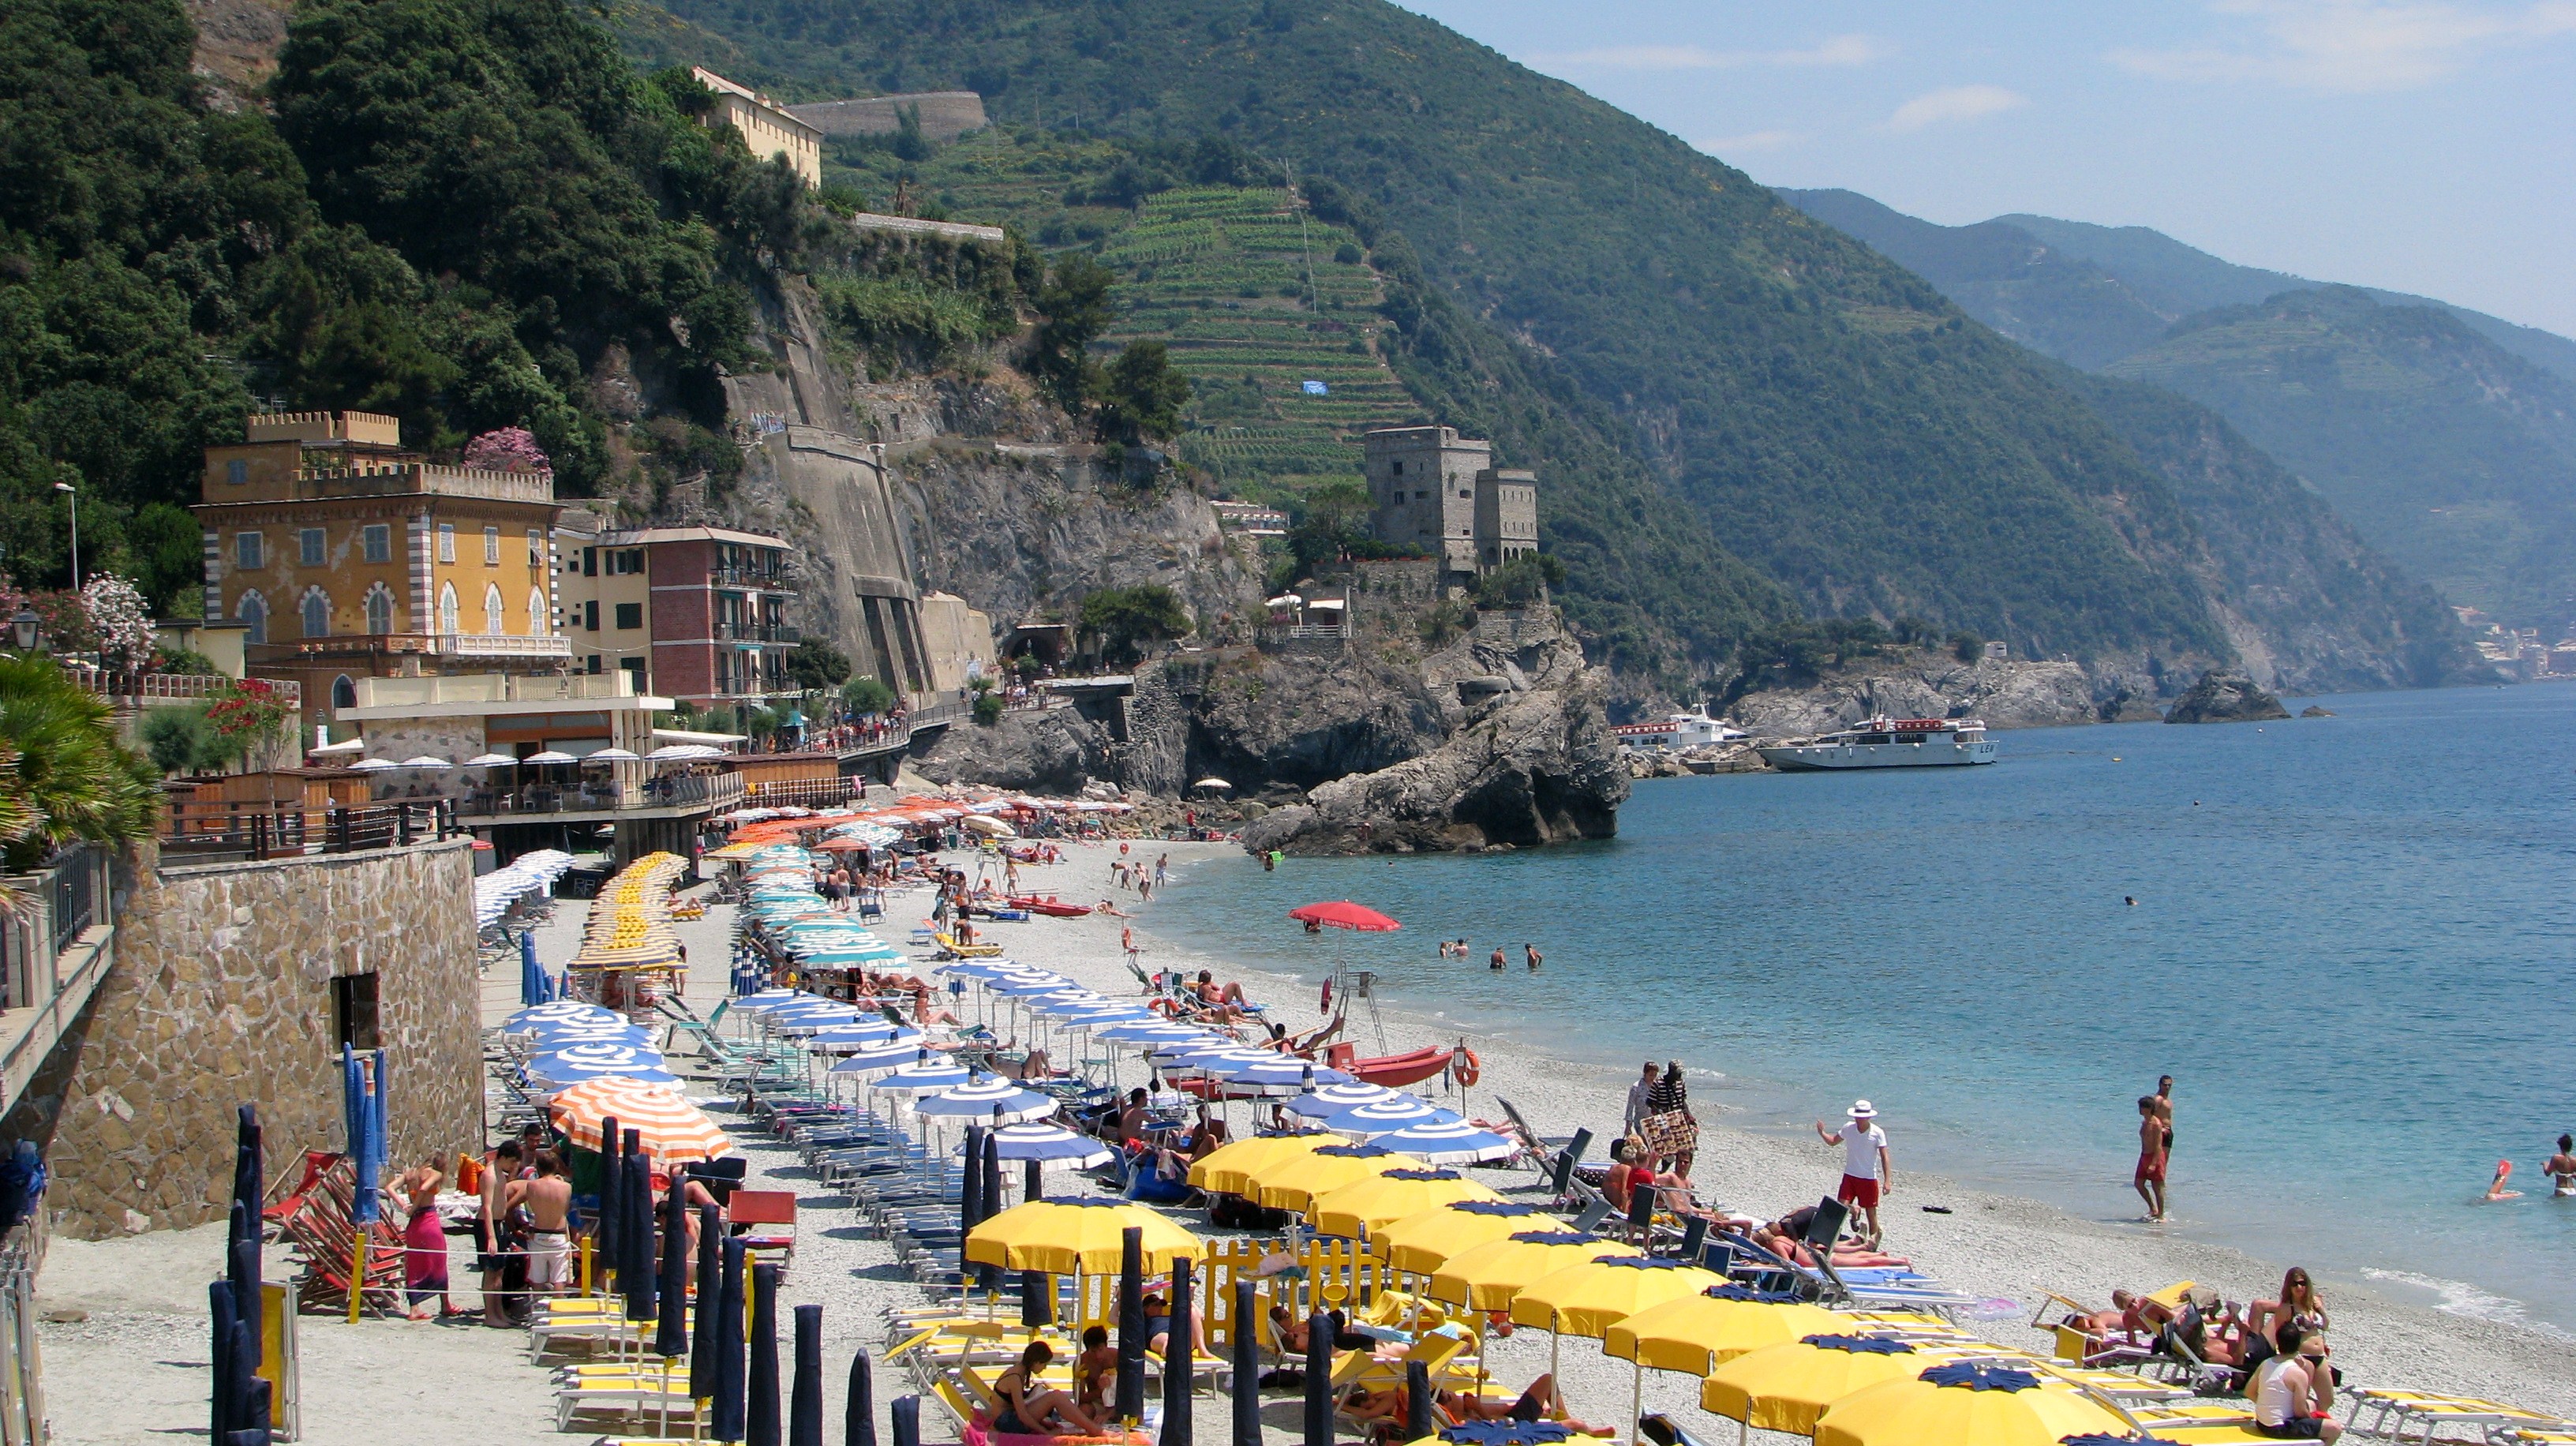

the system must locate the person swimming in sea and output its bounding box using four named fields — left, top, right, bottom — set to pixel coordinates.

left=2483, top=1159, right=2522, bottom=1200
left=2545, top=1135, right=2576, bottom=1198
